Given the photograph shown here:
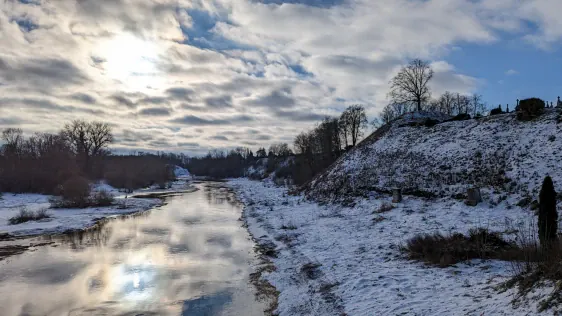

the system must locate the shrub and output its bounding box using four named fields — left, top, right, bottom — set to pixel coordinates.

left=517, top=98, right=545, bottom=121
left=51, top=176, right=91, bottom=208
left=424, top=118, right=439, bottom=127
left=490, top=107, right=503, bottom=115
left=374, top=202, right=394, bottom=214
left=449, top=113, right=471, bottom=121
left=89, top=189, right=114, bottom=207
left=8, top=207, right=50, bottom=225
left=538, top=176, right=558, bottom=248
left=403, top=228, right=515, bottom=267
